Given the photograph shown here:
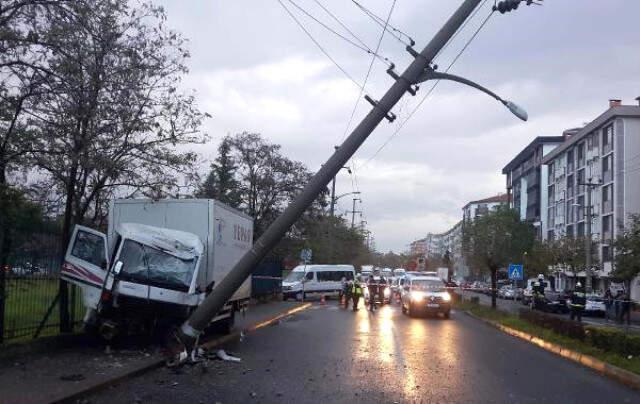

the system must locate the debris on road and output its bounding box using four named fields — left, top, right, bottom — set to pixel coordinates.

left=216, top=349, right=241, bottom=362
